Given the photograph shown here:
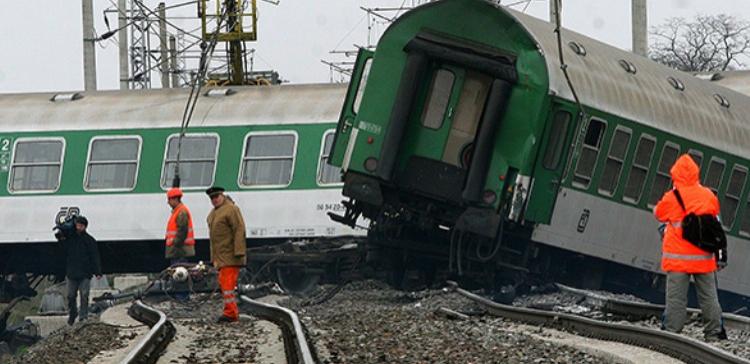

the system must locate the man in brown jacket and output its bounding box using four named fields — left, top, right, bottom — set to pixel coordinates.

left=205, top=186, right=247, bottom=322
